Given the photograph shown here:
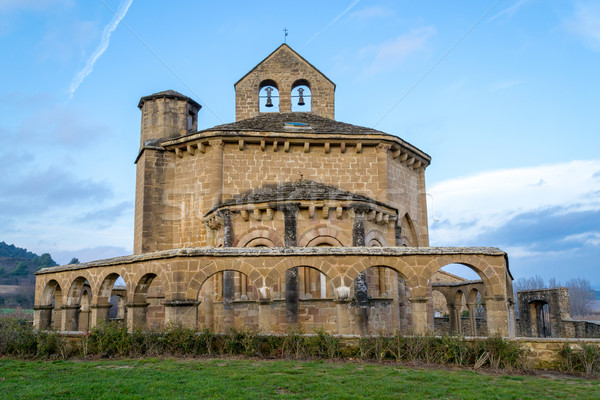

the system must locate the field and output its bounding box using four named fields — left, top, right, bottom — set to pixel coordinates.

left=0, top=358, right=598, bottom=399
